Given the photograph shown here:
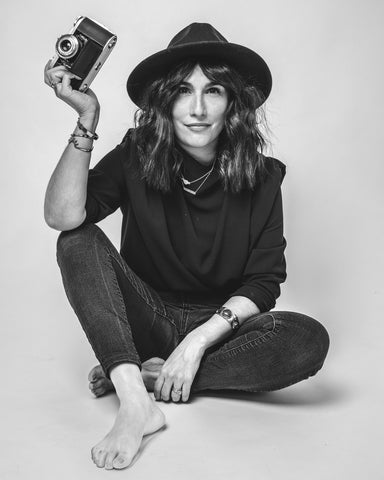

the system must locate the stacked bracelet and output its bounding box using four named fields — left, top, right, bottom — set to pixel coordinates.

left=76, top=118, right=99, bottom=140
left=67, top=118, right=98, bottom=153
left=68, top=136, right=94, bottom=152
left=70, top=132, right=91, bottom=139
